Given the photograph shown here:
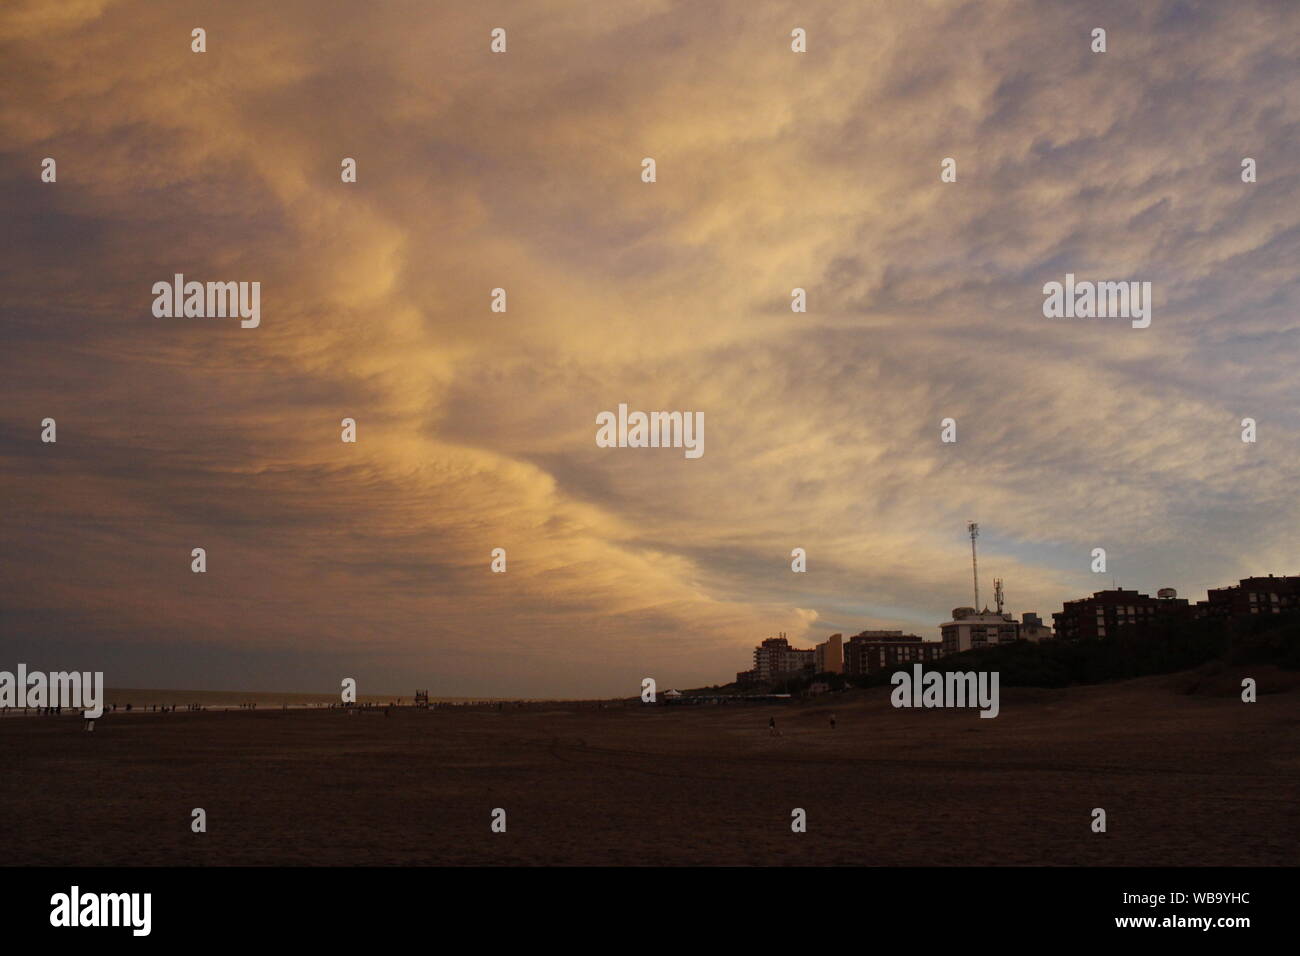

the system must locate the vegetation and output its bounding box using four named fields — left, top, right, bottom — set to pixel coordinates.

left=852, top=611, right=1300, bottom=689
